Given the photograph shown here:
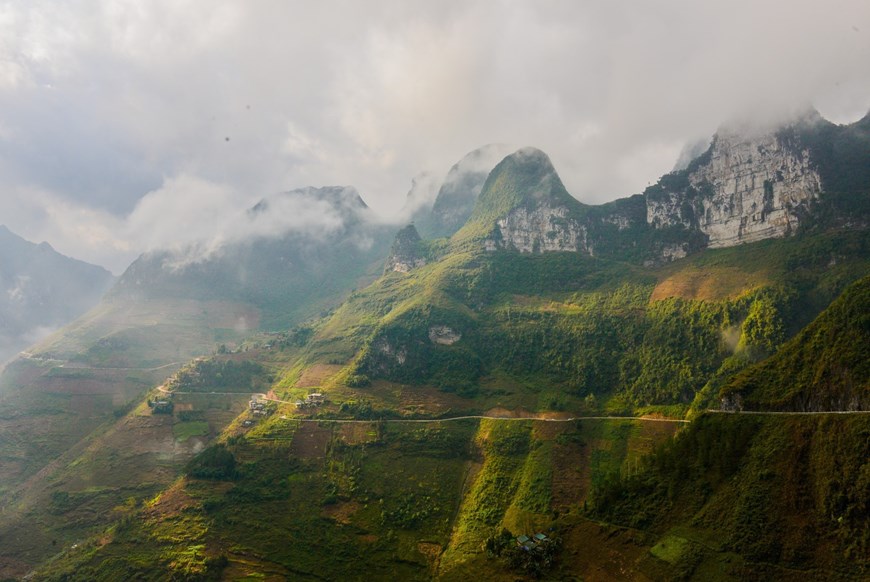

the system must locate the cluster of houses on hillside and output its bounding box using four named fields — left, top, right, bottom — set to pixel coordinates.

left=516, top=533, right=550, bottom=551
left=239, top=392, right=327, bottom=429
left=242, top=396, right=273, bottom=427
left=294, top=392, right=325, bottom=409
left=249, top=397, right=271, bottom=417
